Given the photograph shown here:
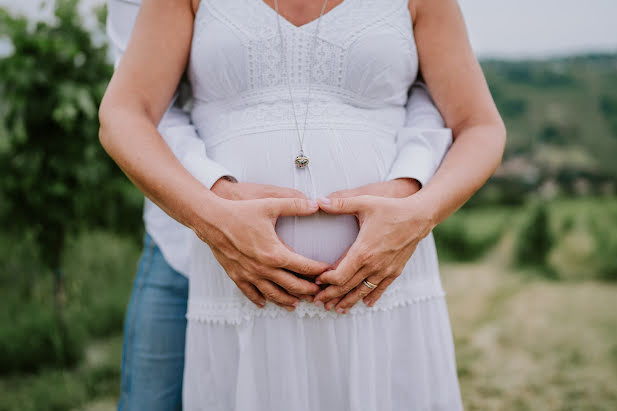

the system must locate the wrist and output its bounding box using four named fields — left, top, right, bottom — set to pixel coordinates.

left=211, top=175, right=239, bottom=200
left=390, top=178, right=421, bottom=198
left=186, top=188, right=230, bottom=242
left=403, top=190, right=438, bottom=233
